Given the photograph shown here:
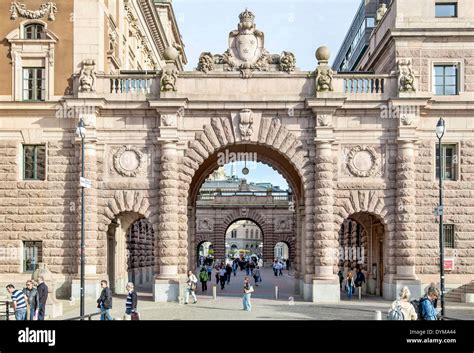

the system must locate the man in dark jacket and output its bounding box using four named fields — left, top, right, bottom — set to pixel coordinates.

left=36, top=276, right=48, bottom=320
left=97, top=280, right=113, bottom=320
left=23, top=280, right=39, bottom=320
